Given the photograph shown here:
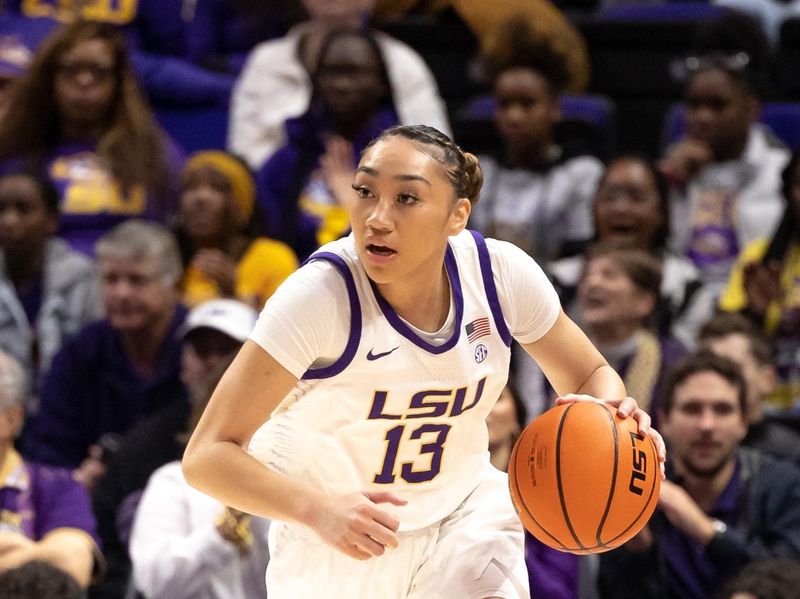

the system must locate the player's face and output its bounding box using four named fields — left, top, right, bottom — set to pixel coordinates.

left=594, top=159, right=665, bottom=250
left=349, top=136, right=471, bottom=288
left=180, top=166, right=238, bottom=243
left=100, top=256, right=178, bottom=333
left=494, top=67, right=559, bottom=152
left=315, top=34, right=387, bottom=122
left=684, top=68, right=756, bottom=159
left=661, top=371, right=746, bottom=478
left=0, top=174, right=57, bottom=257
left=578, top=256, right=654, bottom=329
left=703, top=334, right=773, bottom=424
left=54, top=38, right=116, bottom=128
